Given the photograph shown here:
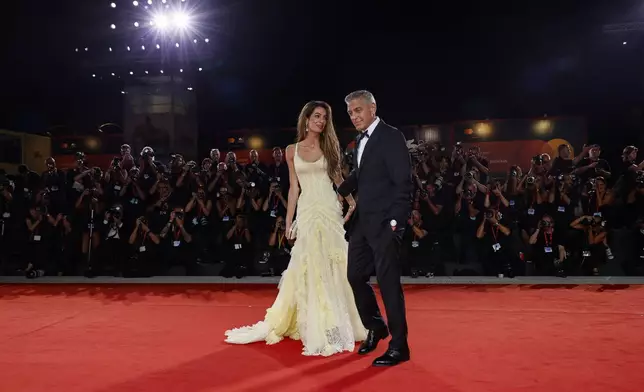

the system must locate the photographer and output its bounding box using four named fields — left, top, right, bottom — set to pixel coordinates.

left=465, top=146, right=490, bottom=185
left=41, top=157, right=67, bottom=215
left=127, top=216, right=160, bottom=277
left=476, top=208, right=514, bottom=277
left=120, top=167, right=147, bottom=222
left=159, top=208, right=193, bottom=275
left=222, top=214, right=252, bottom=278
left=244, top=150, right=269, bottom=184
left=0, top=171, right=15, bottom=268
left=268, top=147, right=290, bottom=192
left=405, top=210, right=439, bottom=277
left=24, top=205, right=55, bottom=279
left=528, top=214, right=567, bottom=277
left=547, top=174, right=576, bottom=231
left=263, top=181, right=287, bottom=220
left=266, top=216, right=293, bottom=275
left=103, top=156, right=129, bottom=205
left=138, top=146, right=159, bottom=190
left=98, top=204, right=128, bottom=275
left=570, top=215, right=608, bottom=276
left=207, top=162, right=228, bottom=195
left=573, top=144, right=611, bottom=183
left=185, top=186, right=213, bottom=262
left=453, top=177, right=483, bottom=265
